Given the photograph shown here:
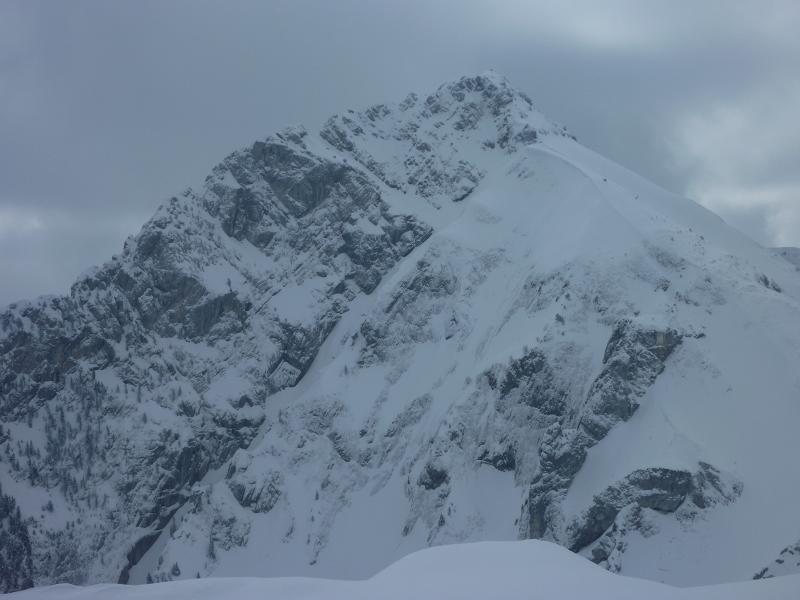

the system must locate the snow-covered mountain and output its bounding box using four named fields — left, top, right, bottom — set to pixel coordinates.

left=773, top=246, right=800, bottom=270
left=2, top=72, right=800, bottom=593
left=9, top=540, right=800, bottom=600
